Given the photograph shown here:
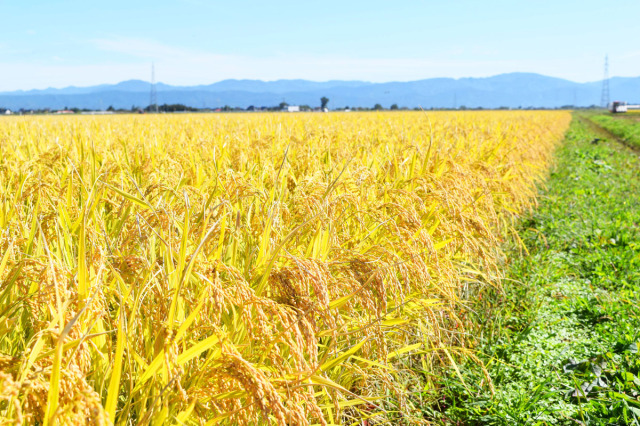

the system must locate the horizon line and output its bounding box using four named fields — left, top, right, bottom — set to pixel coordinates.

left=2, top=71, right=634, bottom=93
